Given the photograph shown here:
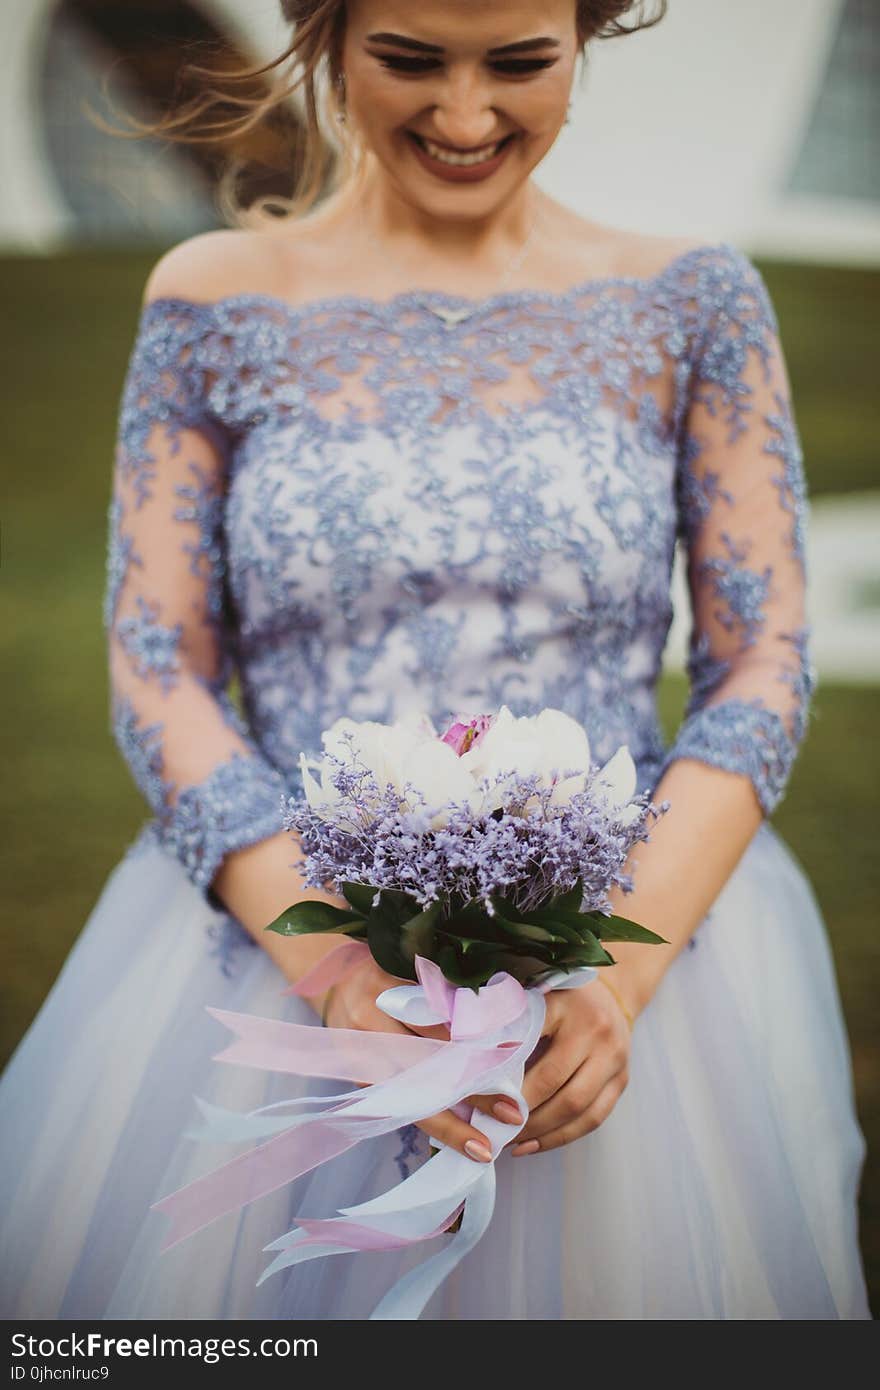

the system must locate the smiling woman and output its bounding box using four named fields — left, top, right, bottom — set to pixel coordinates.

left=95, top=0, right=665, bottom=223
